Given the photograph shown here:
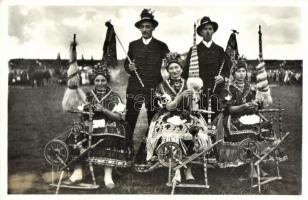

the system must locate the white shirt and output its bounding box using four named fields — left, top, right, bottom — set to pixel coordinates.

left=202, top=40, right=213, bottom=48
left=142, top=37, right=153, bottom=45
